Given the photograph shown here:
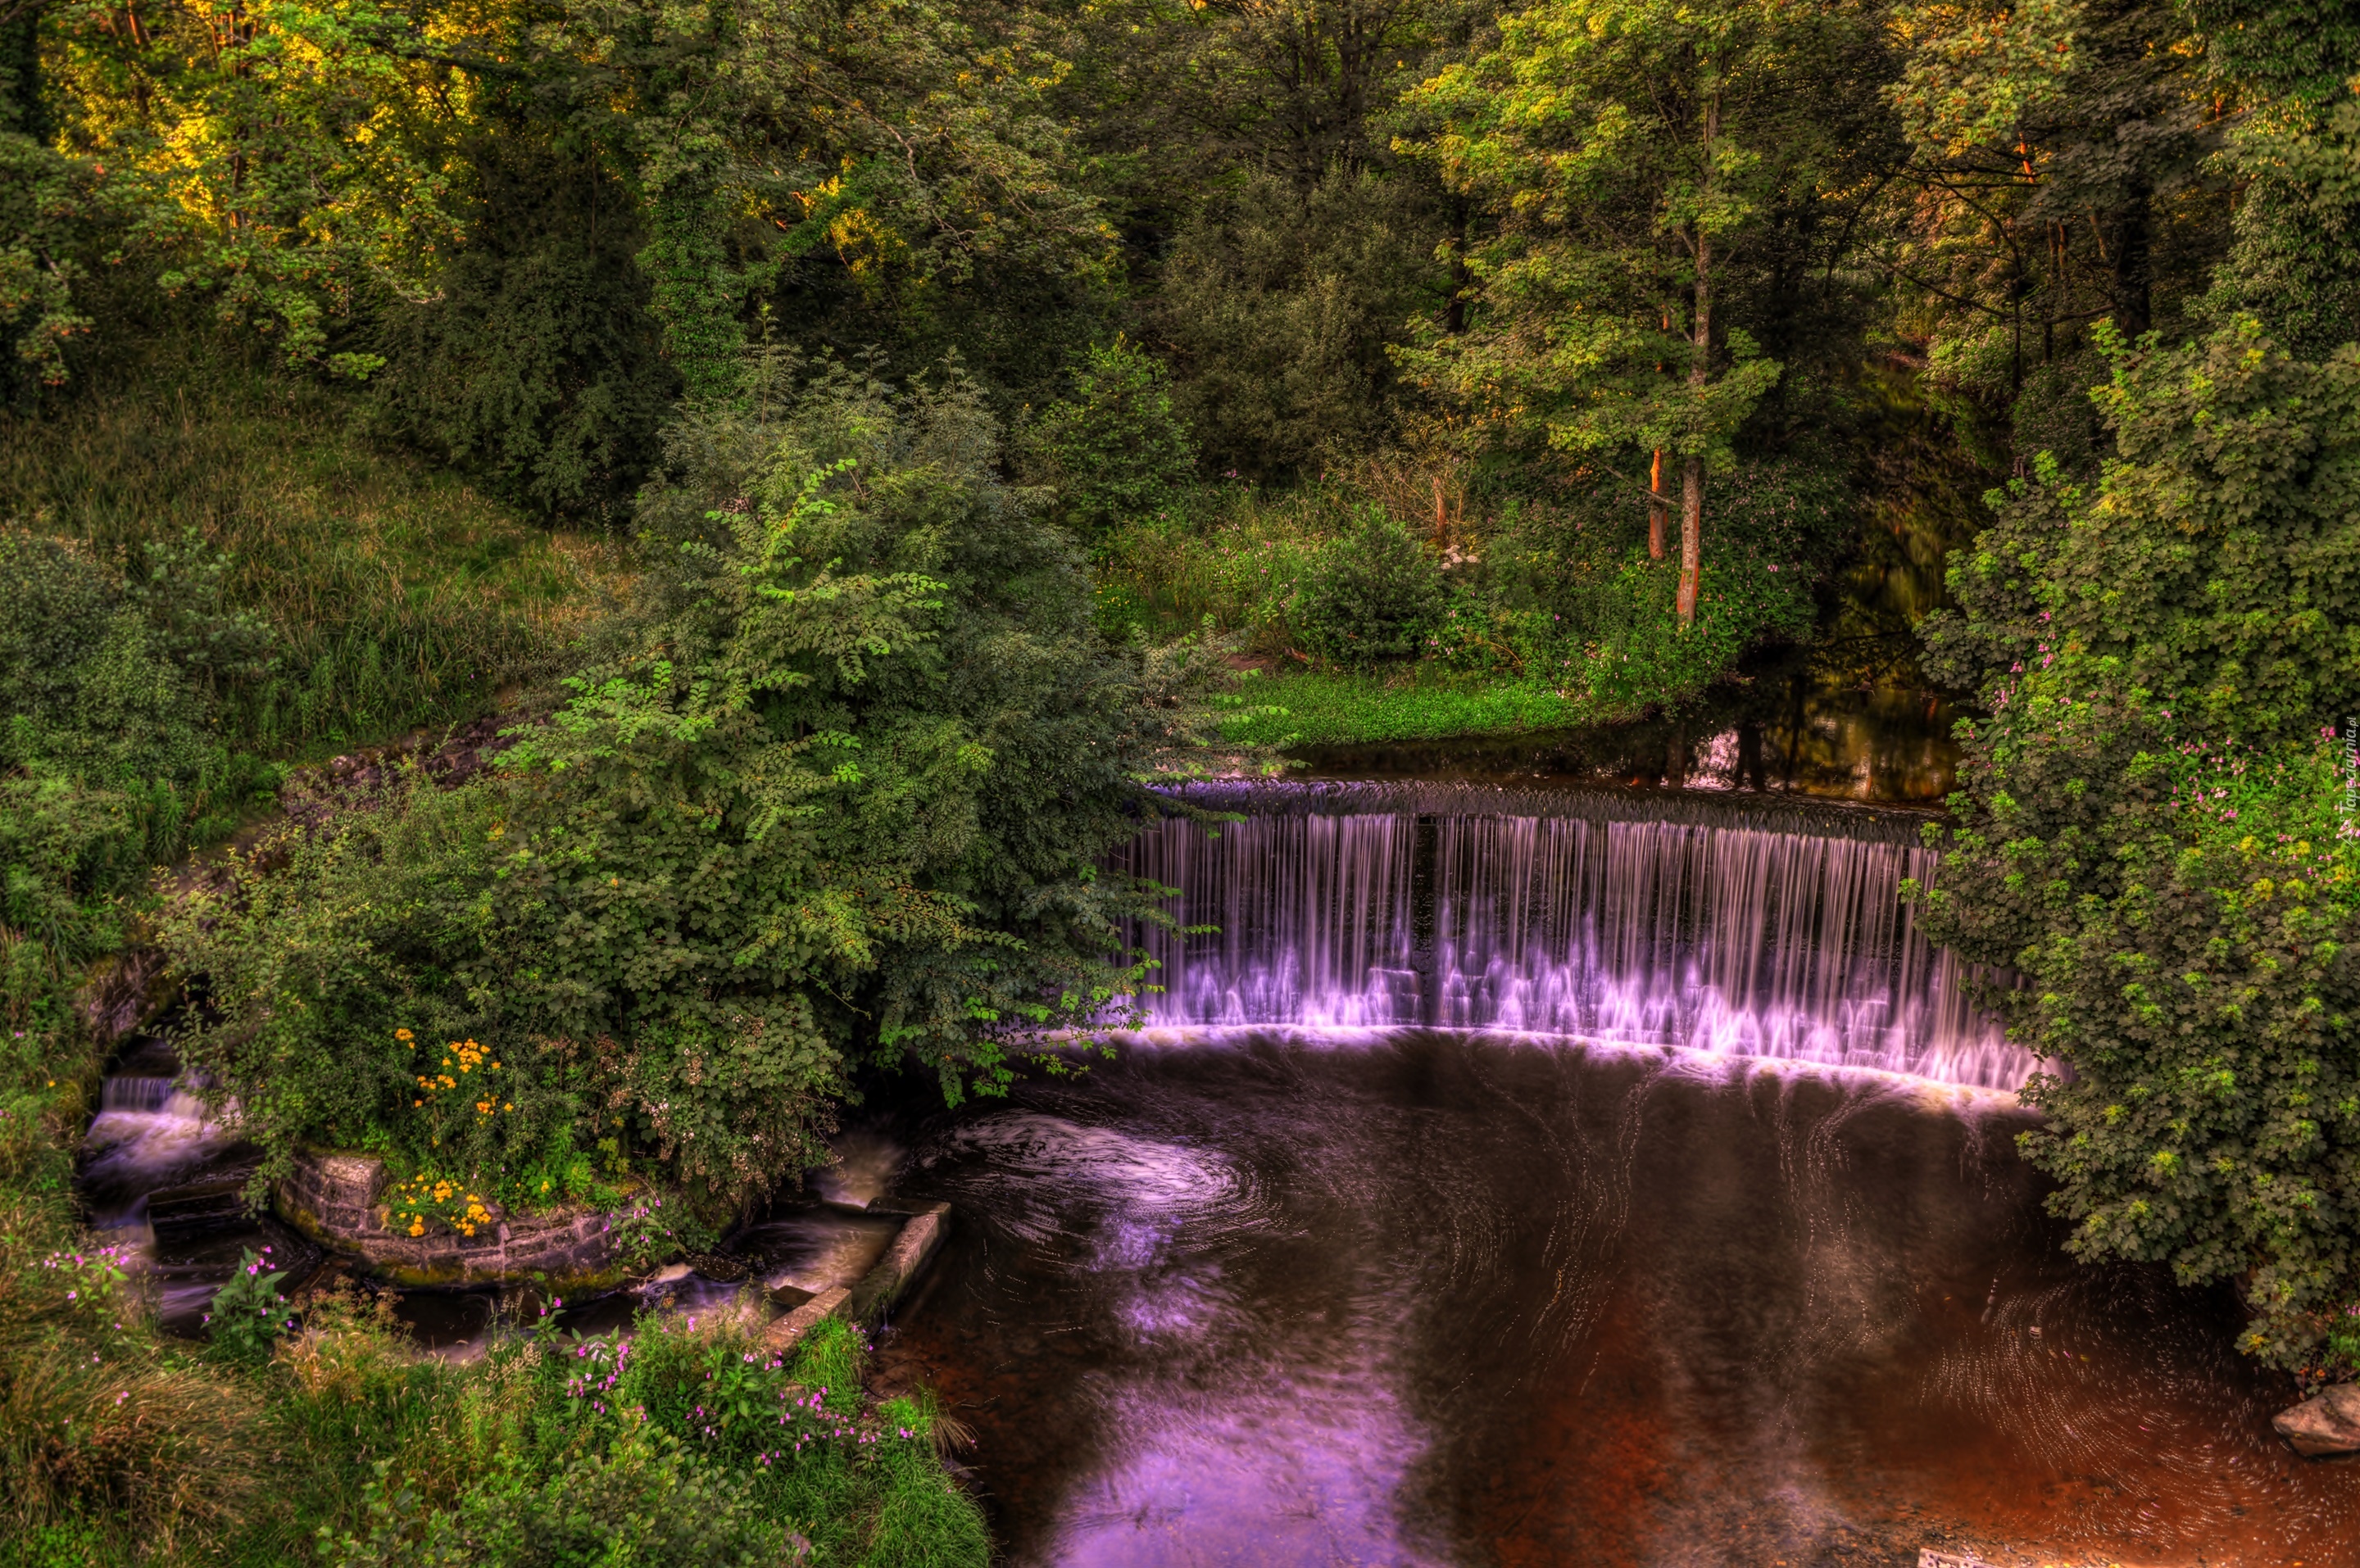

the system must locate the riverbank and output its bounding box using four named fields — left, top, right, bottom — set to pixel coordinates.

left=1218, top=664, right=1613, bottom=749
left=0, top=370, right=993, bottom=1565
